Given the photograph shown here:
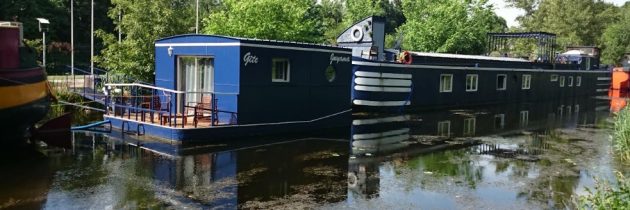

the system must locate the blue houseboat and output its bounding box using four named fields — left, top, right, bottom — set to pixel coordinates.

left=337, top=17, right=611, bottom=110
left=104, top=35, right=353, bottom=141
